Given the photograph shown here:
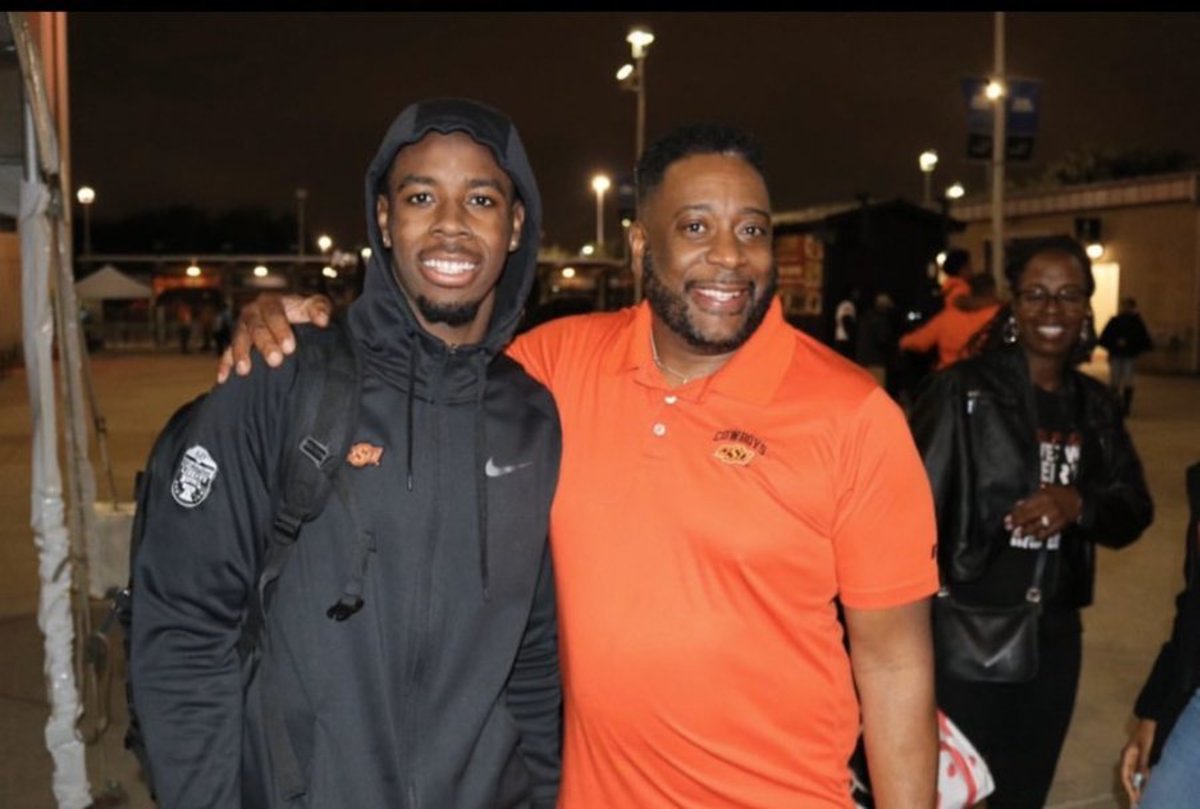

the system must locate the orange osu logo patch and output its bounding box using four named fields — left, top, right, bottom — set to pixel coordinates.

left=713, top=443, right=756, bottom=466
left=346, top=442, right=384, bottom=467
